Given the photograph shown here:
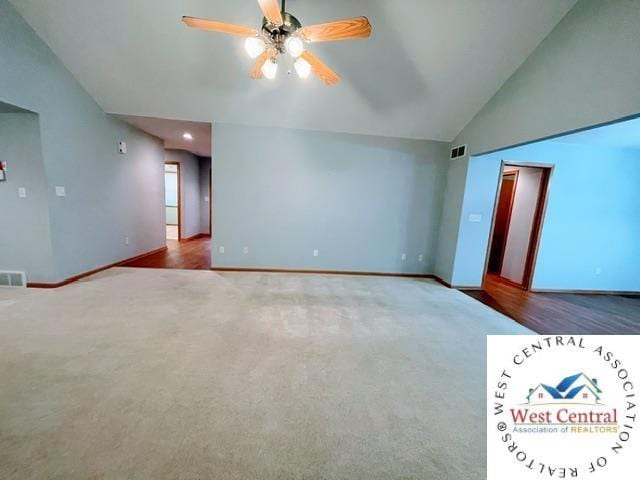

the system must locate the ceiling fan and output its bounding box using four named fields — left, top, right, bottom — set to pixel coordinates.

left=182, top=0, right=372, bottom=85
